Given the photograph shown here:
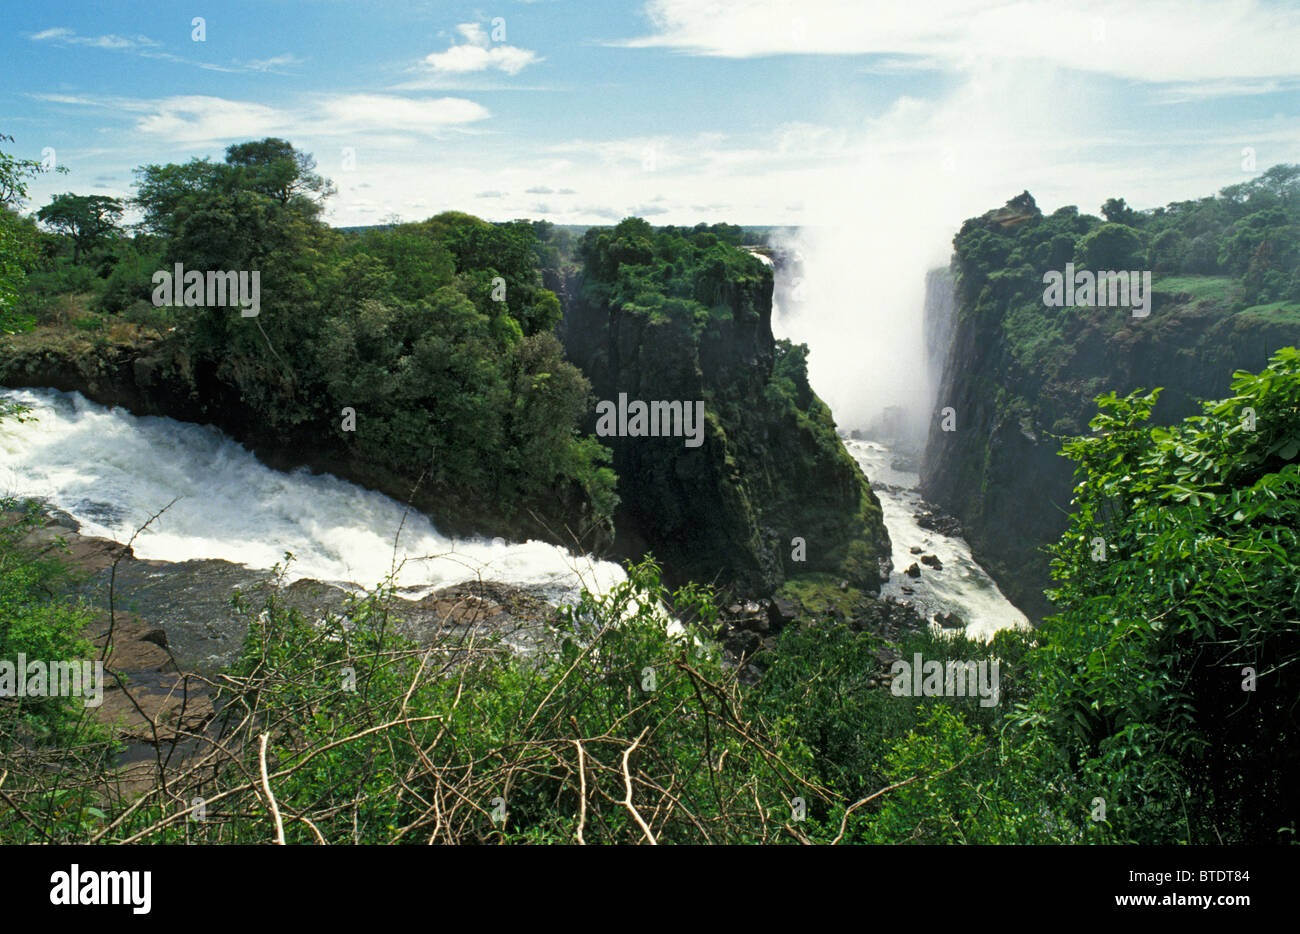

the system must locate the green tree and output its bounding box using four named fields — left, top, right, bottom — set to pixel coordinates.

left=0, top=134, right=64, bottom=332
left=35, top=193, right=124, bottom=263
left=1031, top=348, right=1300, bottom=842
left=1147, top=228, right=1187, bottom=273
left=1073, top=222, right=1144, bottom=270
left=1100, top=197, right=1139, bottom=226
left=222, top=137, right=335, bottom=211
left=131, top=158, right=219, bottom=238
